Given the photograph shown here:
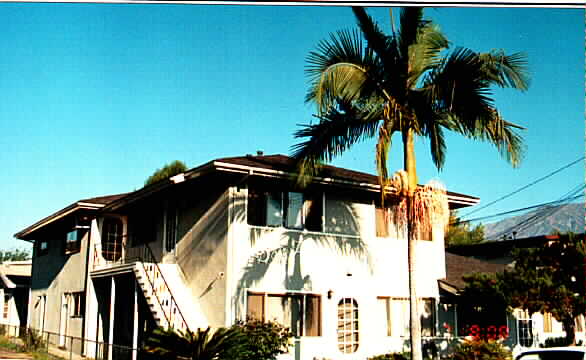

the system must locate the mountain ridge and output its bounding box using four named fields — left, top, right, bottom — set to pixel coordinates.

left=483, top=202, right=584, bottom=241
